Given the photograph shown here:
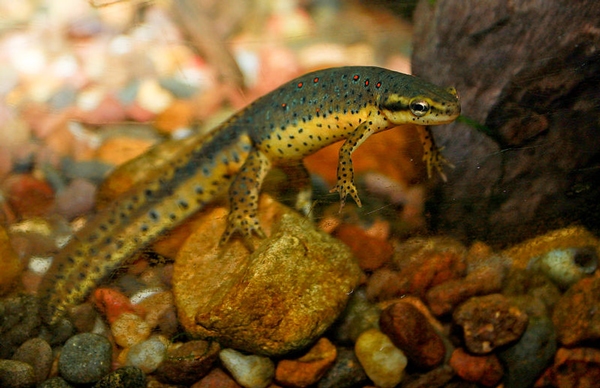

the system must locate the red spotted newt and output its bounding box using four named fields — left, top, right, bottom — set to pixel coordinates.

left=40, top=66, right=461, bottom=325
